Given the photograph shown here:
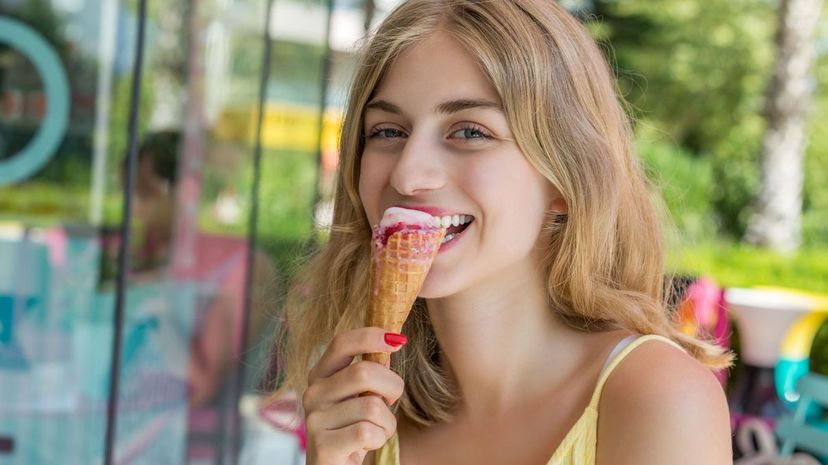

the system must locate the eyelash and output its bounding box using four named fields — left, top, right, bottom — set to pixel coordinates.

left=450, top=124, right=493, bottom=141
left=366, top=127, right=406, bottom=139
left=364, top=124, right=494, bottom=141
